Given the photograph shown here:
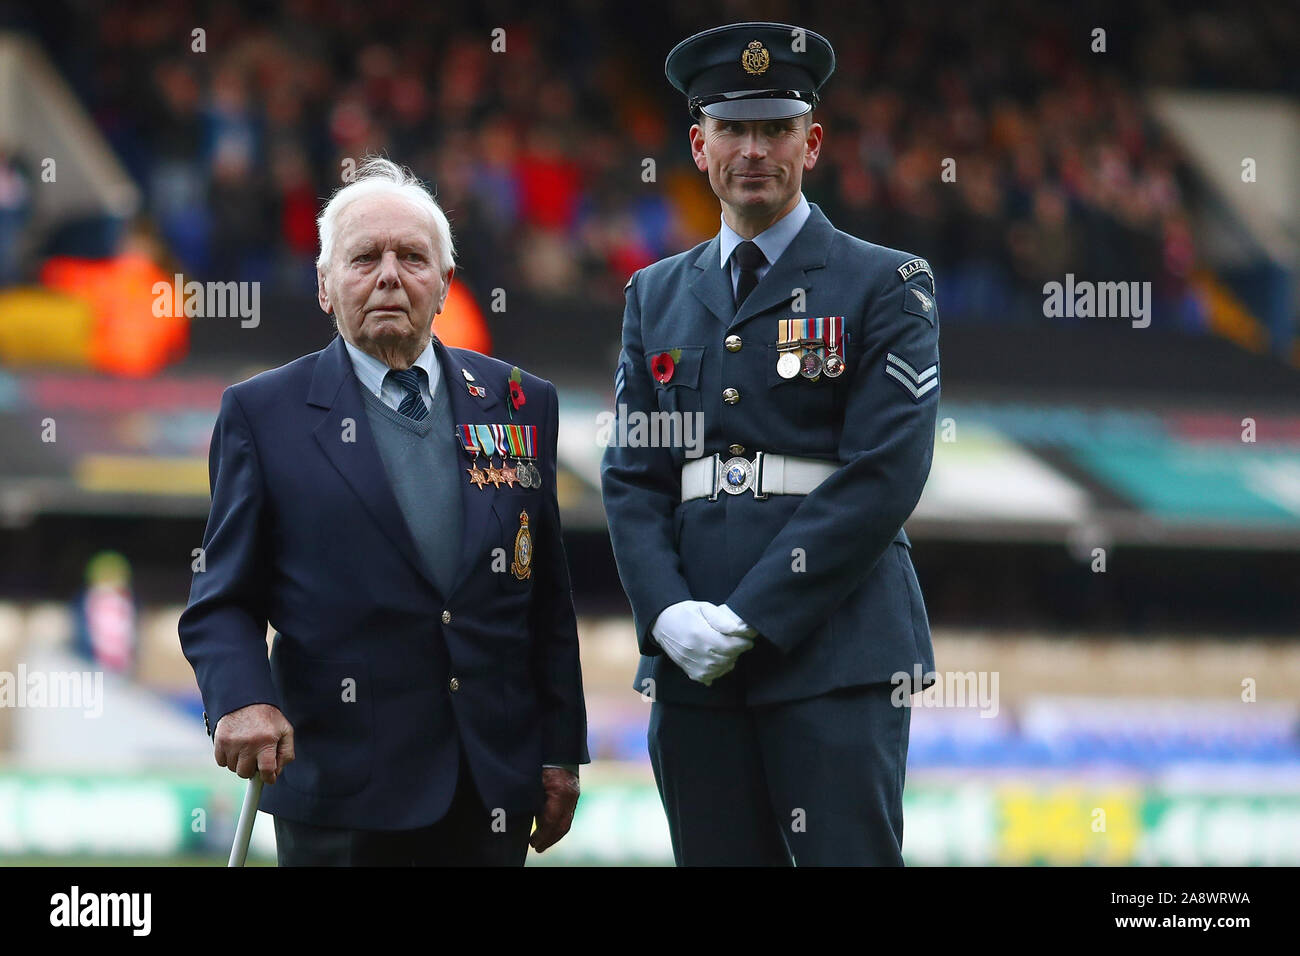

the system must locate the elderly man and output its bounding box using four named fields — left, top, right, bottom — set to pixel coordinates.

left=179, top=157, right=588, bottom=866
left=601, top=23, right=940, bottom=865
